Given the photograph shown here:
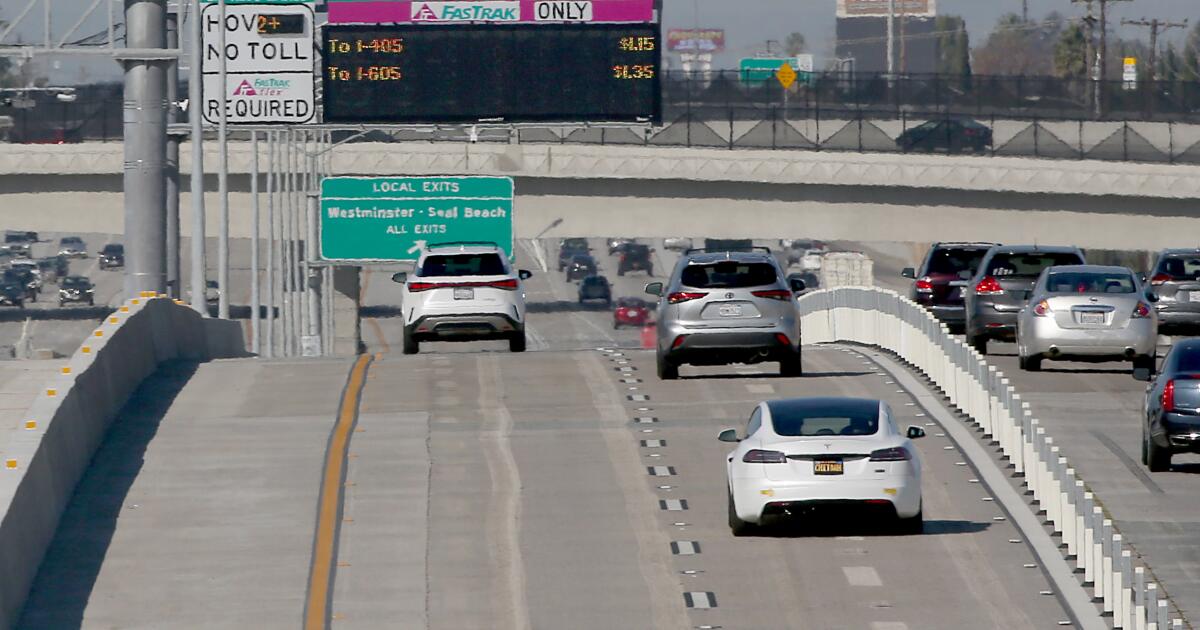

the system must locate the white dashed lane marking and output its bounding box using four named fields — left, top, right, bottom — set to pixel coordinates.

left=640, top=439, right=665, bottom=447
left=633, top=417, right=658, bottom=424
left=659, top=499, right=688, bottom=511
left=628, top=394, right=649, bottom=402
left=670, top=540, right=701, bottom=555
left=683, top=592, right=717, bottom=609
left=648, top=466, right=676, bottom=476
left=745, top=384, right=775, bottom=394
left=871, top=623, right=909, bottom=630
left=842, top=566, right=882, bottom=587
